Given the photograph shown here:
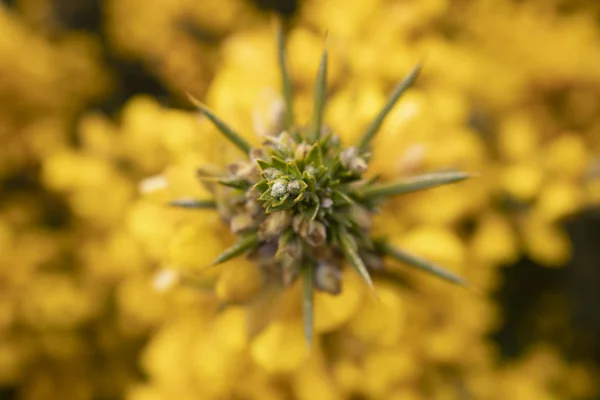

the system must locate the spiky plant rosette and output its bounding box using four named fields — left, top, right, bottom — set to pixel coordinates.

left=173, top=25, right=472, bottom=345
